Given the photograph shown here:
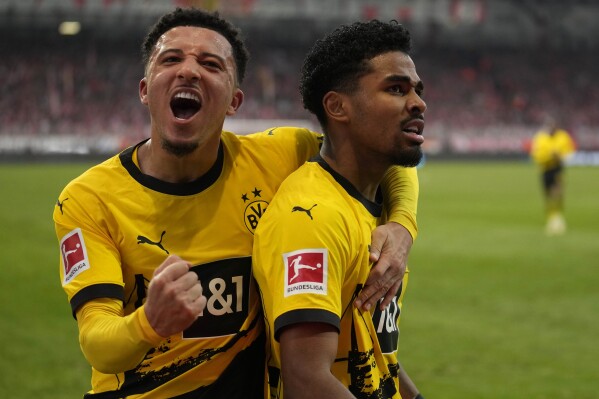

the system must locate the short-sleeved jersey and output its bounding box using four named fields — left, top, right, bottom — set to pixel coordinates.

left=530, top=129, right=576, bottom=171
left=53, top=128, right=320, bottom=398
left=253, top=157, right=404, bottom=399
